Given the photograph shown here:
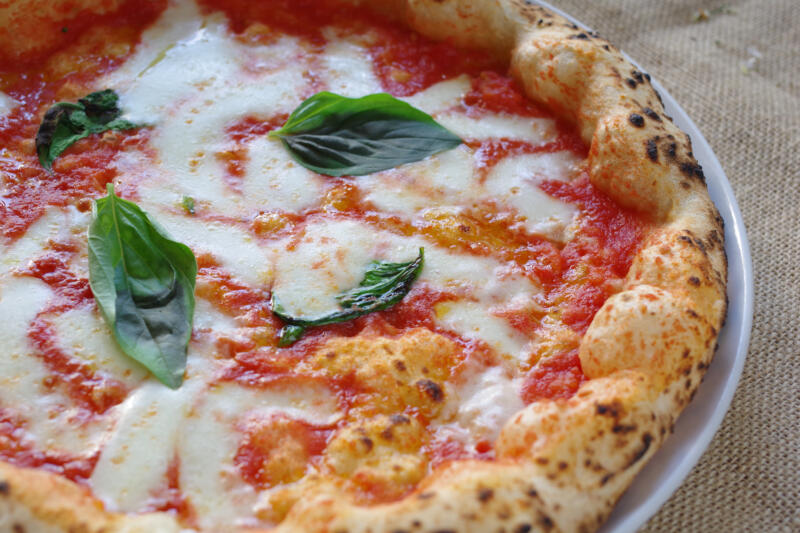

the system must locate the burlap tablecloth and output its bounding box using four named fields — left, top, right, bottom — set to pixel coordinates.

left=549, top=1, right=799, bottom=531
